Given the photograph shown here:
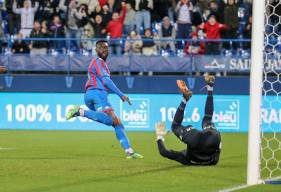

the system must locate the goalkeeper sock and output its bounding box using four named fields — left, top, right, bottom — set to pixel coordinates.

left=83, top=110, right=113, bottom=126
left=114, top=124, right=132, bottom=152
